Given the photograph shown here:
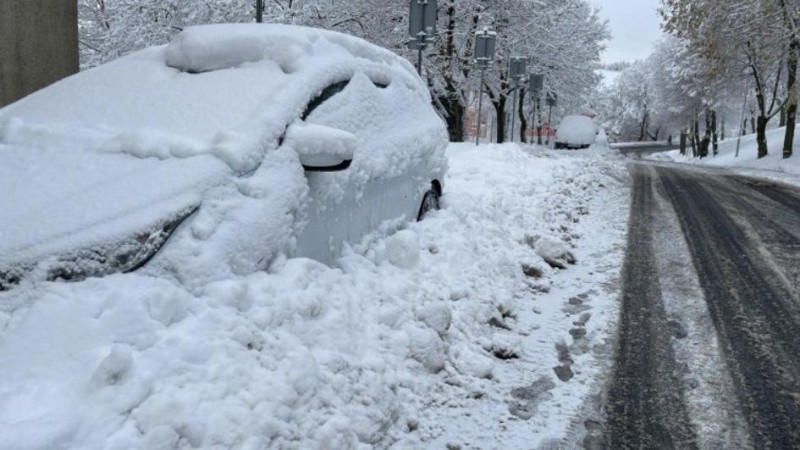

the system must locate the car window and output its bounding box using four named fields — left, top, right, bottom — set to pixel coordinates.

left=301, top=80, right=351, bottom=121
left=301, top=77, right=389, bottom=121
